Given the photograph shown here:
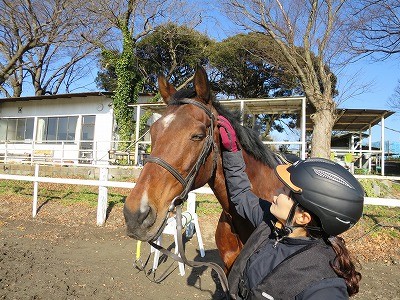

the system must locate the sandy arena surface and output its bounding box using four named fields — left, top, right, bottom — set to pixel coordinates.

left=0, top=196, right=399, bottom=299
